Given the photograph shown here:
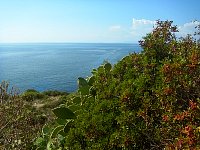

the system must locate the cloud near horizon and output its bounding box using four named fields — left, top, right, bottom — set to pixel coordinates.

left=130, top=18, right=200, bottom=41
left=178, top=21, right=200, bottom=37
left=0, top=18, right=199, bottom=43
left=131, top=18, right=156, bottom=41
